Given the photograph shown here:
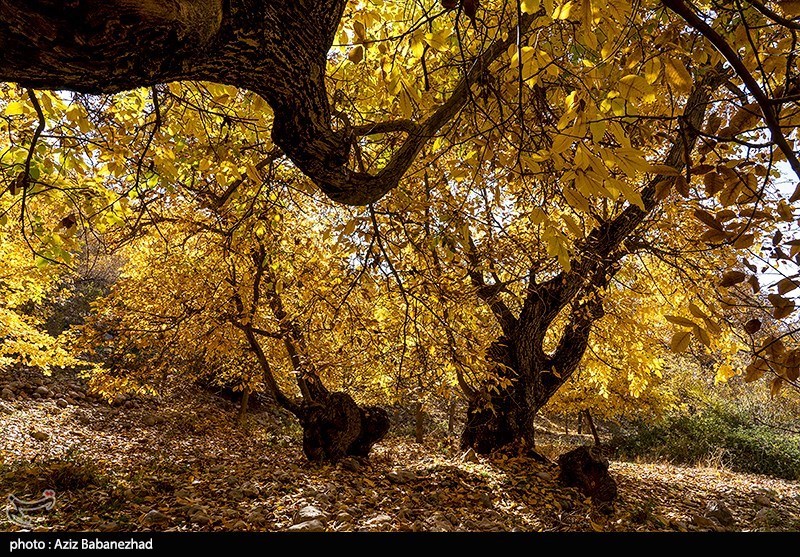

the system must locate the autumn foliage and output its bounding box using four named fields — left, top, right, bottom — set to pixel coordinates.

left=0, top=0, right=799, bottom=461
